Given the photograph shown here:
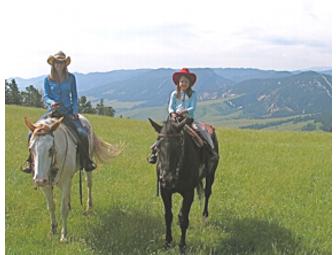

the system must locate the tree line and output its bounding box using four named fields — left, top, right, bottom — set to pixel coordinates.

left=5, top=79, right=116, bottom=117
